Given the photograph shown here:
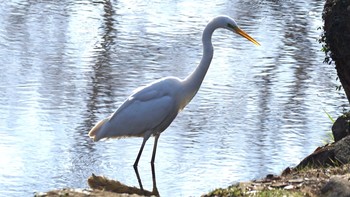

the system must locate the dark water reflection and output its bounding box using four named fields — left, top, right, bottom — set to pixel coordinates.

left=0, top=0, right=347, bottom=196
